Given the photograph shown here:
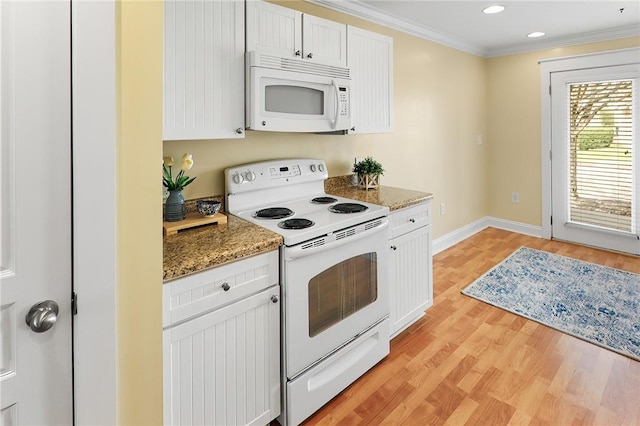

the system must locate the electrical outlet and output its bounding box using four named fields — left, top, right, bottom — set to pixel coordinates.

left=440, top=203, right=446, bottom=215
left=476, top=134, right=483, bottom=145
left=512, top=192, right=520, bottom=203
